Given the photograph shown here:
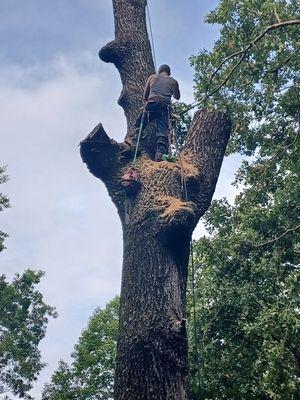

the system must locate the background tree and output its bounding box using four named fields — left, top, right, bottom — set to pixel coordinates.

left=0, top=166, right=57, bottom=399
left=0, top=166, right=10, bottom=252
left=191, top=0, right=299, bottom=155
left=44, top=1, right=299, bottom=398
left=187, top=0, right=300, bottom=398
left=42, top=297, right=119, bottom=400
left=0, top=270, right=57, bottom=399
left=80, top=0, right=230, bottom=399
